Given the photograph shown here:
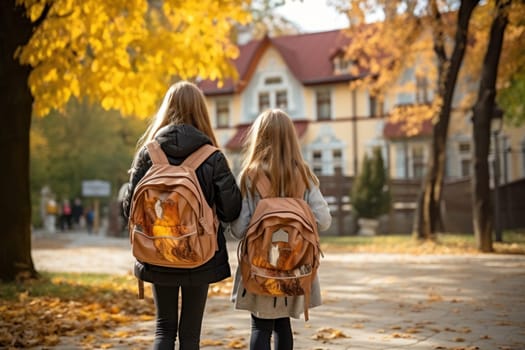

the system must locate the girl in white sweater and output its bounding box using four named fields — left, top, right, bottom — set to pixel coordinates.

left=230, top=109, right=332, bottom=350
